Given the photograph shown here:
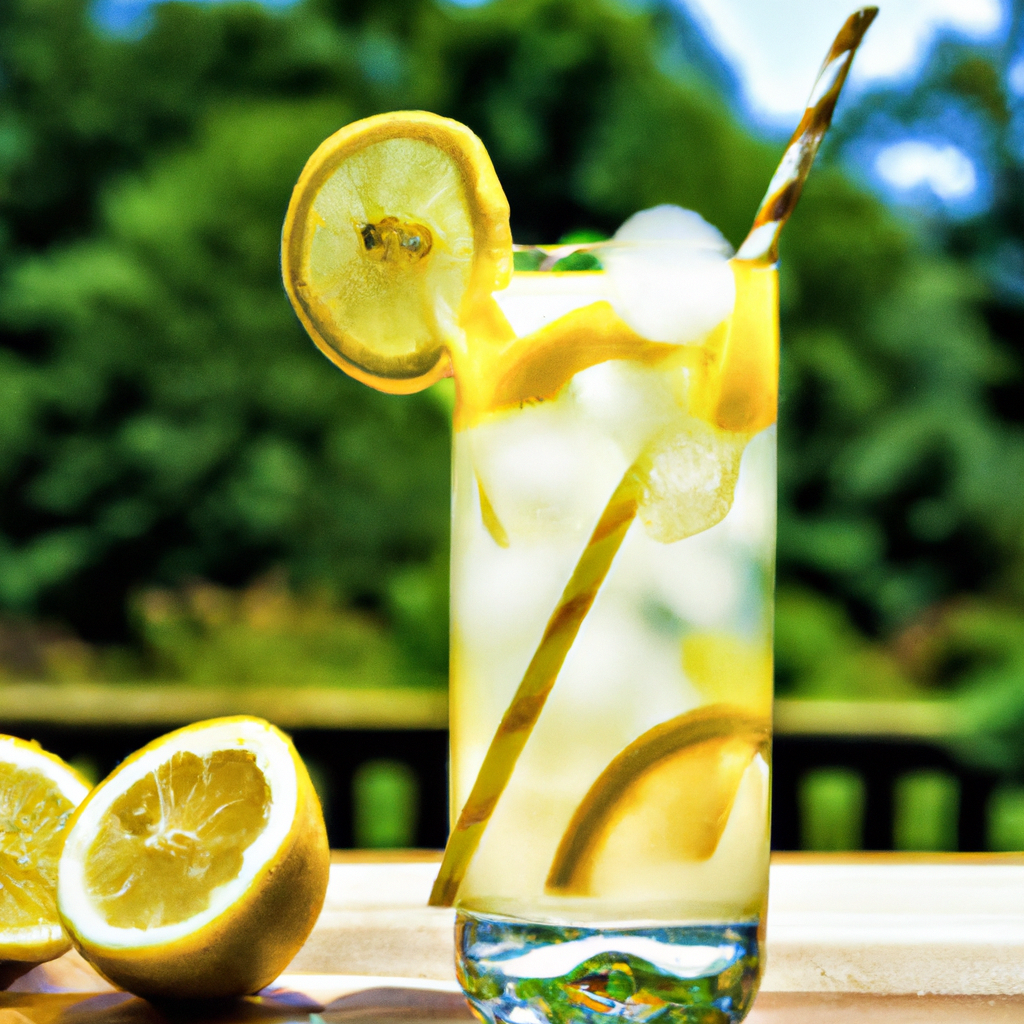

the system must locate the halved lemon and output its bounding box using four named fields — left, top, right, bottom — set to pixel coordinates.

left=282, top=111, right=512, bottom=394
left=0, top=736, right=90, bottom=977
left=56, top=717, right=329, bottom=1000
left=546, top=705, right=769, bottom=896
